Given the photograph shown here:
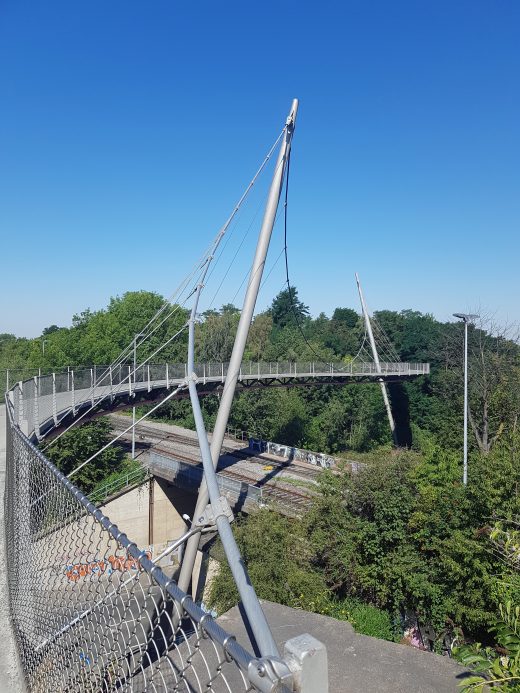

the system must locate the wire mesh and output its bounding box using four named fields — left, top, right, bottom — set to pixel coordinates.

left=4, top=400, right=269, bottom=692
left=8, top=360, right=429, bottom=444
